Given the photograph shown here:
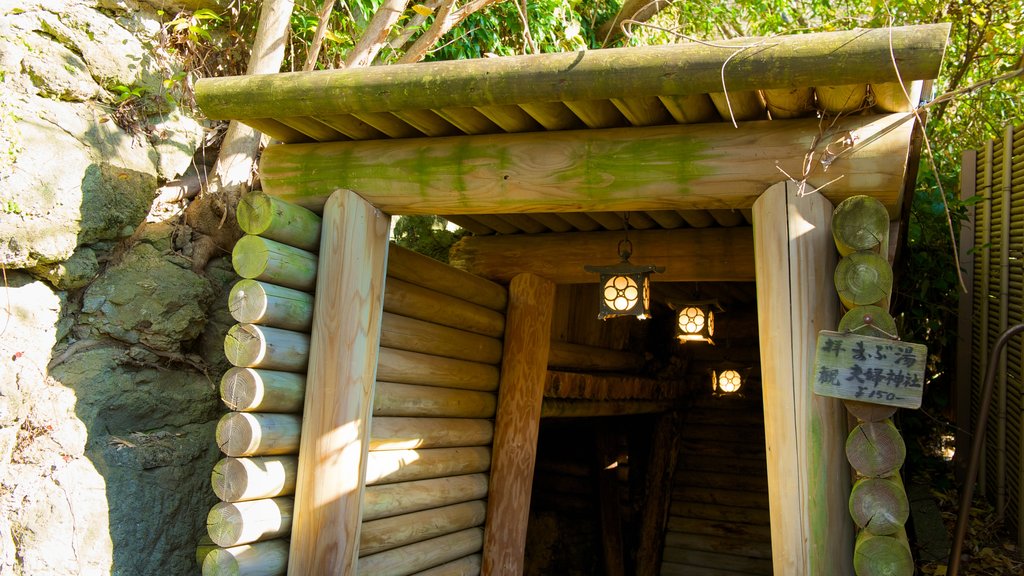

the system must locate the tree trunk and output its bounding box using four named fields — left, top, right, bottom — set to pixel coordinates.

left=187, top=0, right=295, bottom=272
